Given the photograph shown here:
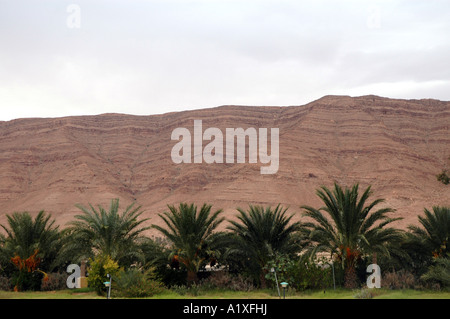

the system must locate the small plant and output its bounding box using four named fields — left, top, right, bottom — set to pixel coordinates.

left=437, top=170, right=450, bottom=185
left=200, top=271, right=255, bottom=292
left=171, top=284, right=189, bottom=296
left=171, top=283, right=203, bottom=296
left=354, top=288, right=374, bottom=299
